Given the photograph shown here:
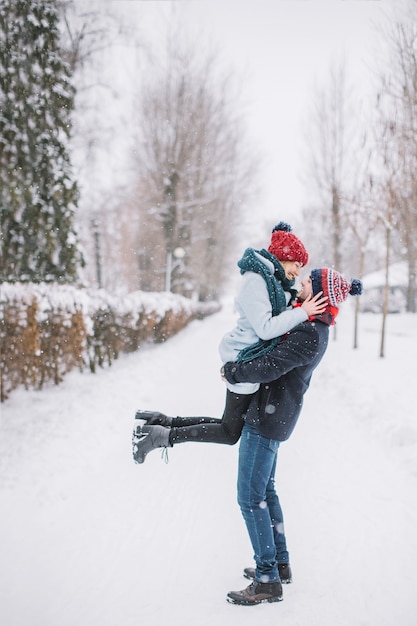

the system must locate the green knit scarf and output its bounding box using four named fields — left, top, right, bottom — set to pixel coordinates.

left=236, top=248, right=297, bottom=363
